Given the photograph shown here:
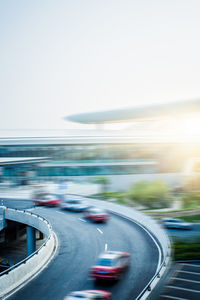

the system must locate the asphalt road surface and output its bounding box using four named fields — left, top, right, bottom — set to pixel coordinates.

left=160, top=262, right=200, bottom=300
left=3, top=199, right=160, bottom=300
left=166, top=224, right=200, bottom=240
